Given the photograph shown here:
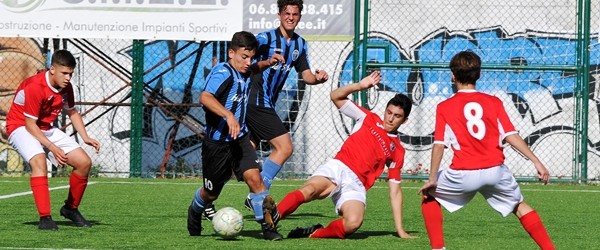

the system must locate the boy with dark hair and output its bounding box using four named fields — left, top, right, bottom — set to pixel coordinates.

left=6, top=49, right=101, bottom=230
left=243, top=0, right=330, bottom=208
left=264, top=71, right=415, bottom=239
left=418, top=51, right=554, bottom=249
left=186, top=31, right=283, bottom=240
